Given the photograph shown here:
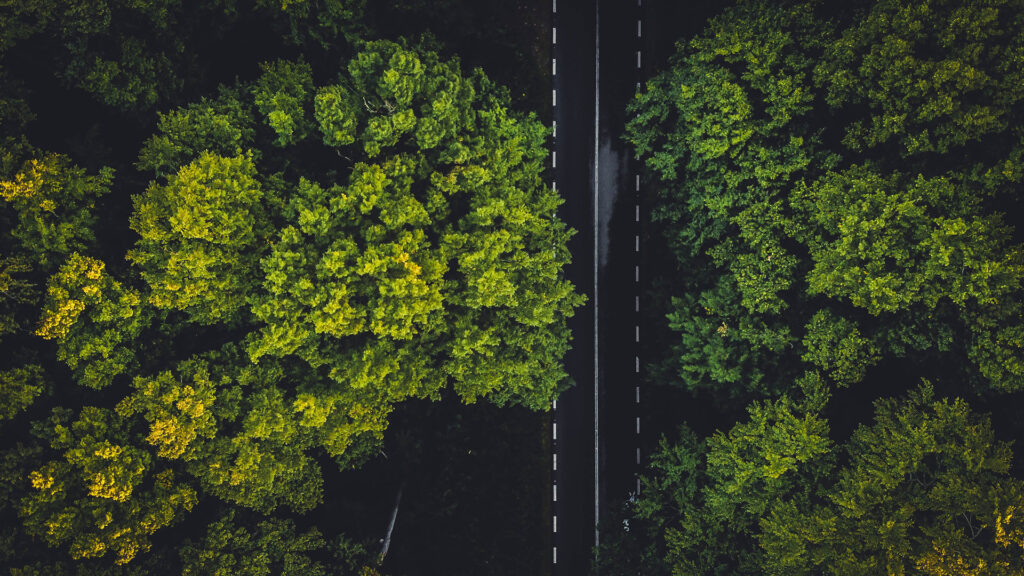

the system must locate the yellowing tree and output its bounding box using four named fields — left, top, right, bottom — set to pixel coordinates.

left=24, top=40, right=580, bottom=565
left=129, top=40, right=581, bottom=460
